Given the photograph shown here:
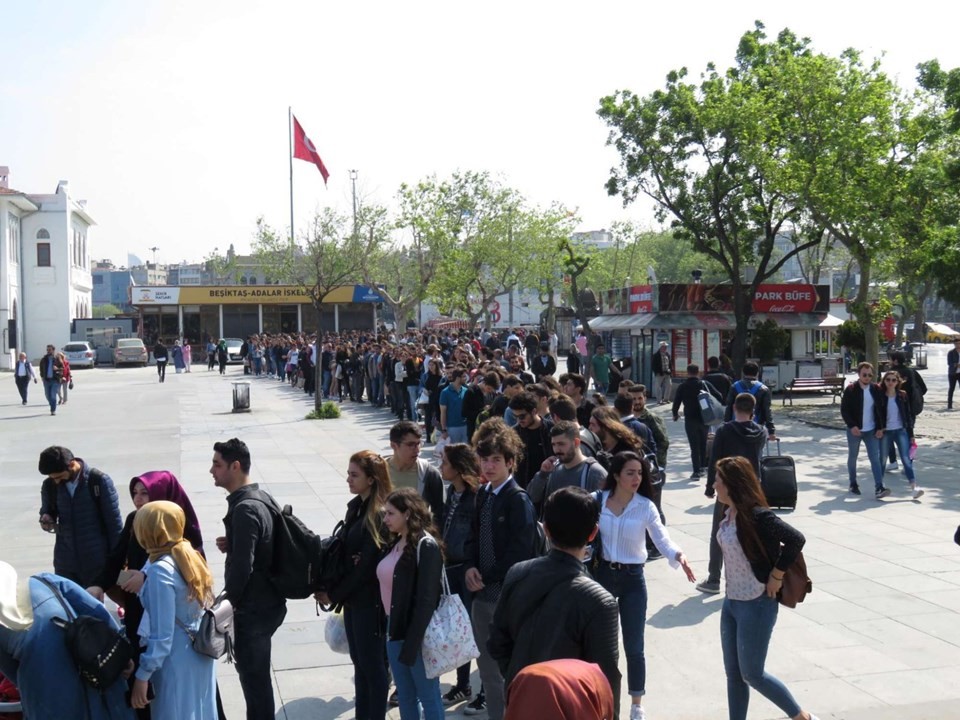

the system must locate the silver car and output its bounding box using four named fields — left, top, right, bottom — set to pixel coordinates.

left=113, top=338, right=149, bottom=367
left=224, top=338, right=245, bottom=364
left=63, top=342, right=97, bottom=369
